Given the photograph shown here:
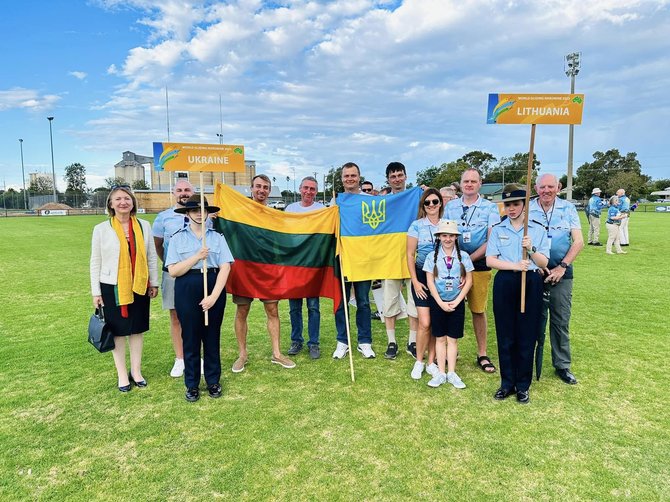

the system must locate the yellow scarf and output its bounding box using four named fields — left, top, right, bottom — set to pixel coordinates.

left=111, top=216, right=149, bottom=306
